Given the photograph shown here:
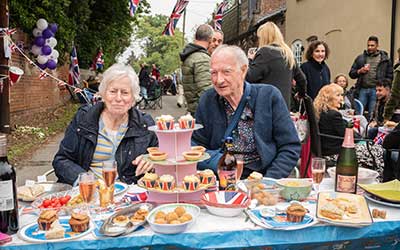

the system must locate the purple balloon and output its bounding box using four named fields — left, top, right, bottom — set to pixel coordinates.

left=42, top=28, right=54, bottom=39
left=34, top=36, right=45, bottom=47
left=46, top=59, right=57, bottom=70
left=37, top=63, right=47, bottom=70
left=41, top=45, right=52, bottom=55
left=49, top=23, right=58, bottom=34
